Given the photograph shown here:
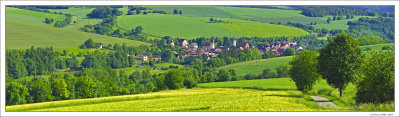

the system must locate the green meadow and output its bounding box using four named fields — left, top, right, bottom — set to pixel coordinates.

left=218, top=56, right=293, bottom=76
left=47, top=7, right=102, bottom=30
left=6, top=21, right=150, bottom=49
left=6, top=7, right=66, bottom=26
left=6, top=88, right=332, bottom=111
left=117, top=14, right=308, bottom=39
left=360, top=43, right=394, bottom=51
left=117, top=14, right=241, bottom=39
left=313, top=16, right=372, bottom=30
